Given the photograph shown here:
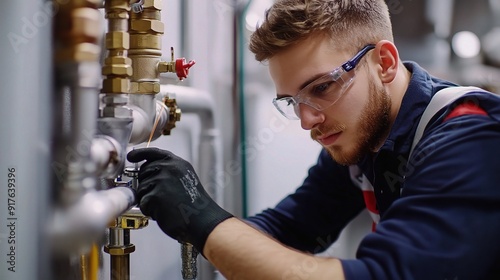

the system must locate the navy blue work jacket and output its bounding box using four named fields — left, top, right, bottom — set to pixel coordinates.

left=247, top=62, right=500, bottom=279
